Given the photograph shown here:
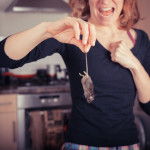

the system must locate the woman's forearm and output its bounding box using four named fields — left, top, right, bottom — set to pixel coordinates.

left=3, top=17, right=96, bottom=61
left=130, top=58, right=150, bottom=103
left=4, top=22, right=51, bottom=60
